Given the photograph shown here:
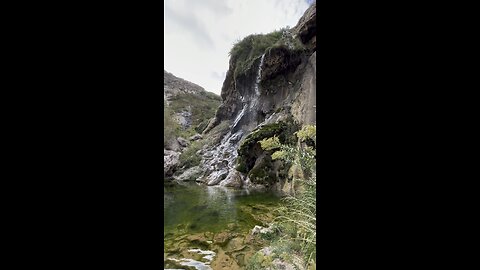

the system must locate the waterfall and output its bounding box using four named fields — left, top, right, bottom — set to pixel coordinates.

left=233, top=53, right=265, bottom=128
left=254, top=53, right=265, bottom=97
left=202, top=129, right=243, bottom=186
left=250, top=53, right=265, bottom=110
left=202, top=53, right=267, bottom=187
left=232, top=104, right=246, bottom=129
